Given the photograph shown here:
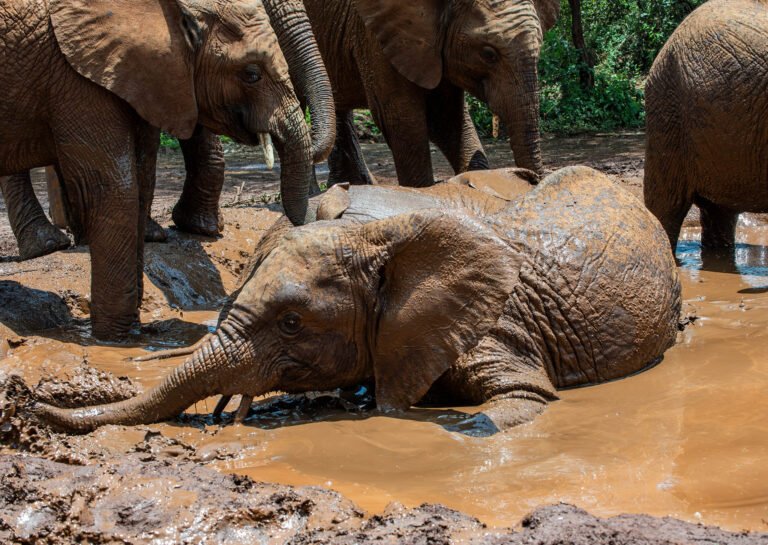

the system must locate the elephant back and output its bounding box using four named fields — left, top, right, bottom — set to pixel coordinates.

left=499, top=166, right=681, bottom=388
